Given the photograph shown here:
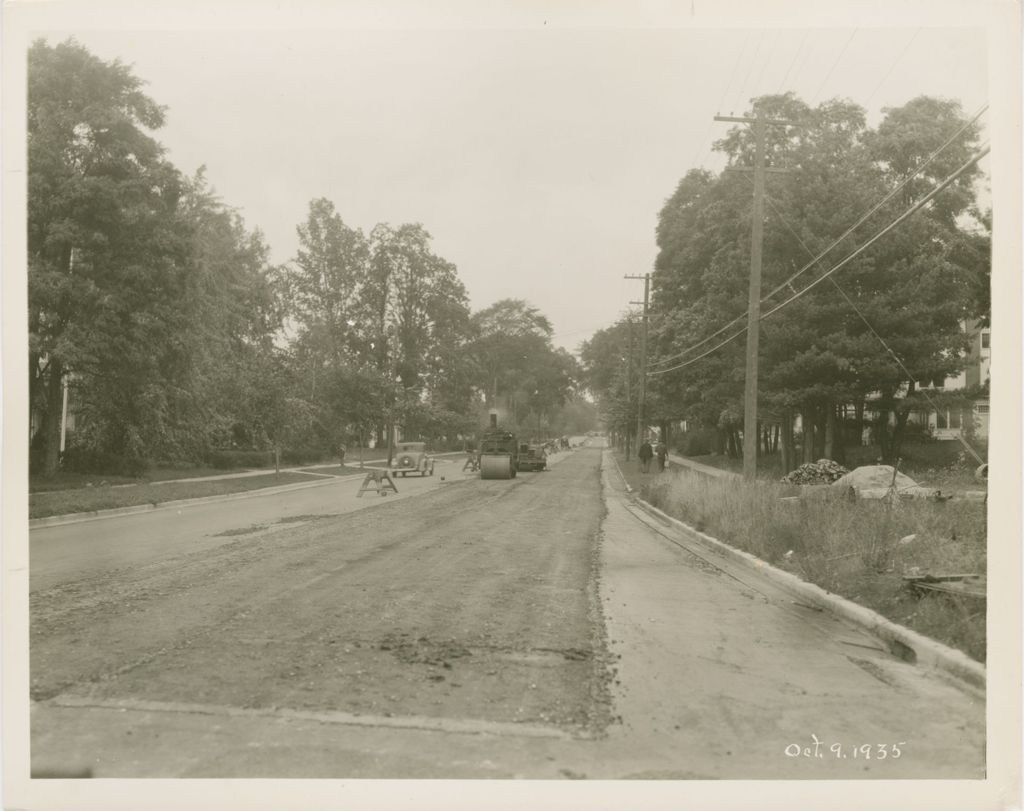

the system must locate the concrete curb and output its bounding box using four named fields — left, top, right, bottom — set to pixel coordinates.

left=30, top=453, right=471, bottom=529
left=630, top=496, right=986, bottom=691
left=666, top=452, right=739, bottom=479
